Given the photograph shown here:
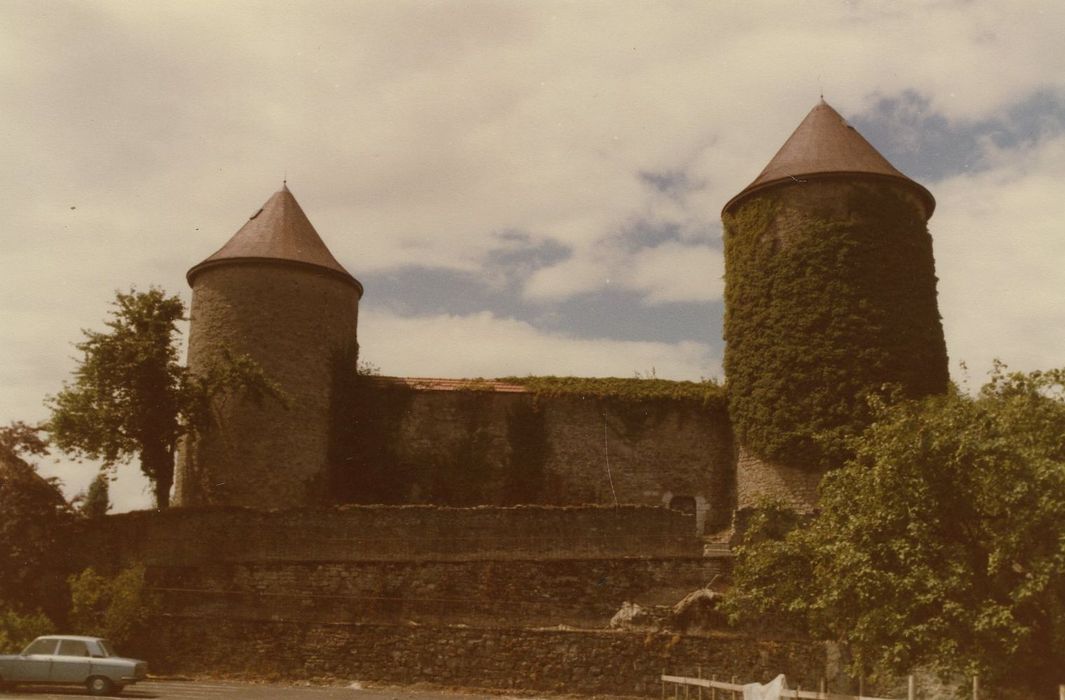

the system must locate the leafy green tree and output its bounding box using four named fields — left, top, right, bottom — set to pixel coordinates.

left=0, top=424, right=71, bottom=622
left=722, top=501, right=817, bottom=637
left=77, top=473, right=110, bottom=518
left=47, top=288, right=285, bottom=508
left=726, top=367, right=1065, bottom=696
left=0, top=421, right=49, bottom=458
